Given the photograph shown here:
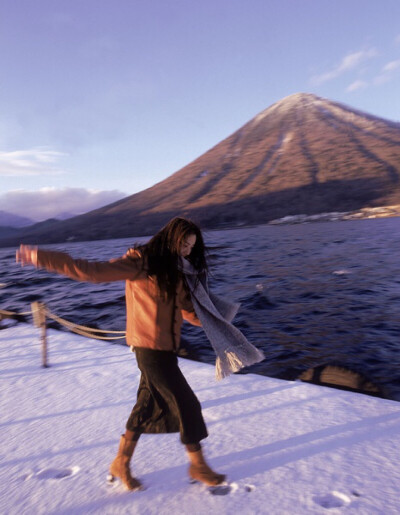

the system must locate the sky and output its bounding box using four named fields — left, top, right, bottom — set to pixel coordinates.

left=1, top=0, right=400, bottom=222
